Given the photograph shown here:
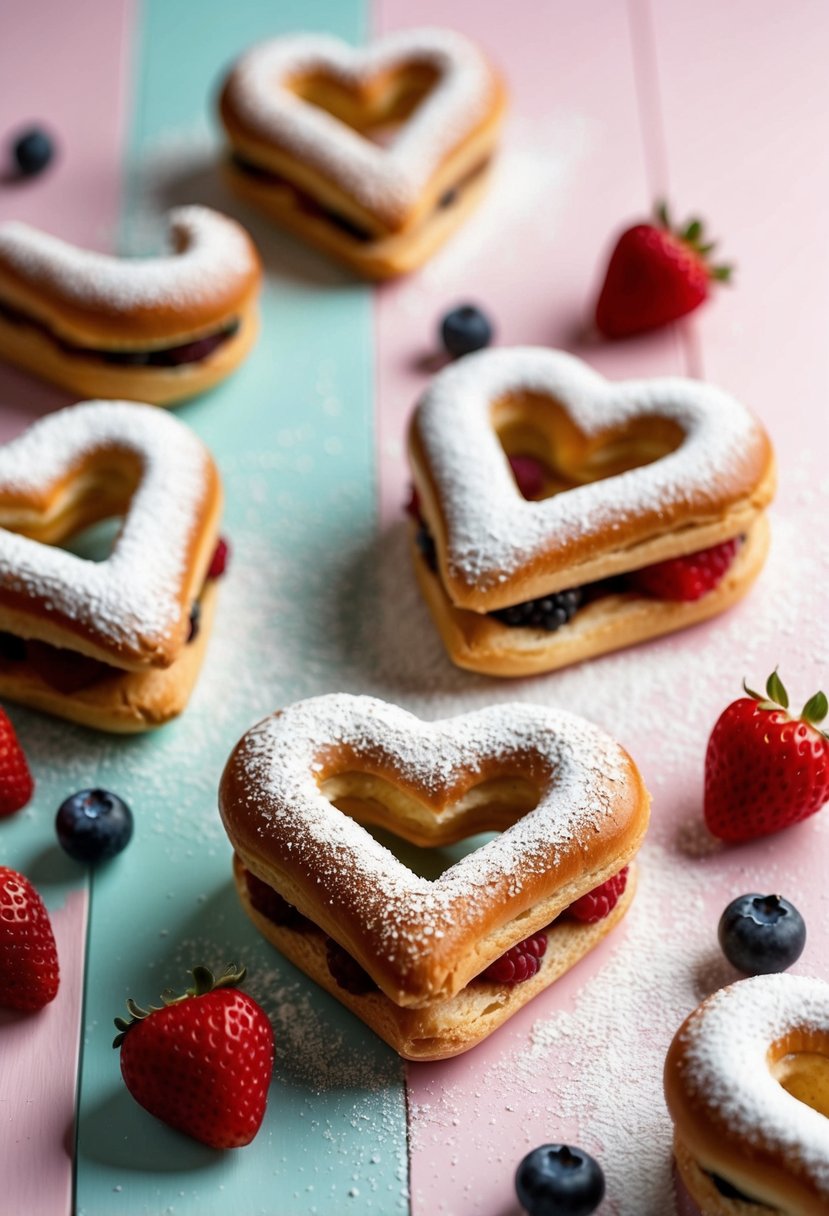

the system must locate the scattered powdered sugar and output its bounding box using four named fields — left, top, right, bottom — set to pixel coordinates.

left=226, top=694, right=634, bottom=970
left=223, top=28, right=499, bottom=223
left=678, top=974, right=829, bottom=1191
left=0, top=205, right=255, bottom=316
left=0, top=400, right=211, bottom=654
left=414, top=346, right=768, bottom=588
